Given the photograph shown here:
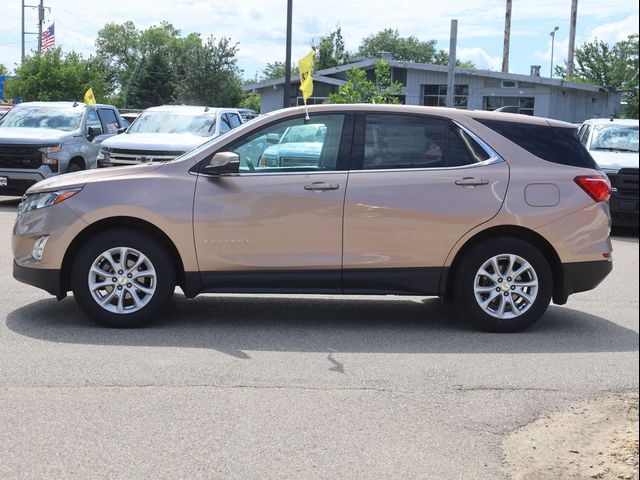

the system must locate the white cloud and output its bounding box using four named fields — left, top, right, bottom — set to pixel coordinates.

left=589, top=14, right=639, bottom=43
left=1, top=0, right=638, bottom=78
left=457, top=47, right=503, bottom=70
